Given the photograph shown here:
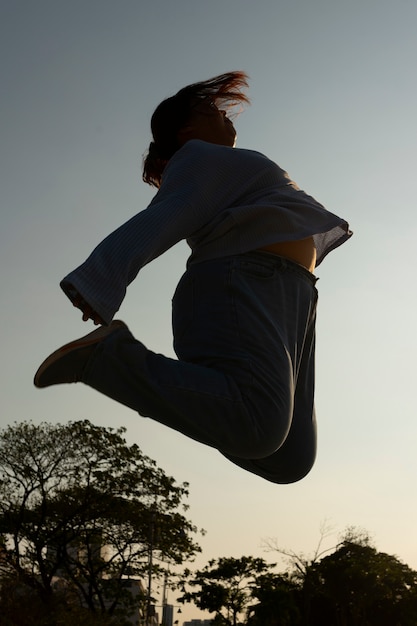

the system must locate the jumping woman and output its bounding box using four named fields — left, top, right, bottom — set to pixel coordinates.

left=34, top=71, right=352, bottom=483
